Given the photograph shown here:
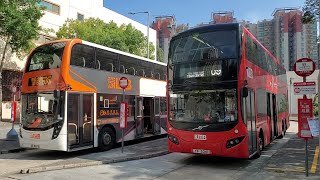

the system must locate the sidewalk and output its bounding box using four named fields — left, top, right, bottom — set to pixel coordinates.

left=0, top=136, right=168, bottom=176
left=264, top=133, right=320, bottom=177
left=0, top=122, right=24, bottom=154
